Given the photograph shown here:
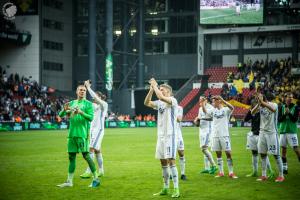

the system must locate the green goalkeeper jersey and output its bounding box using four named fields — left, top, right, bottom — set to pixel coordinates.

left=278, top=104, right=299, bottom=134
left=59, top=99, right=94, bottom=138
